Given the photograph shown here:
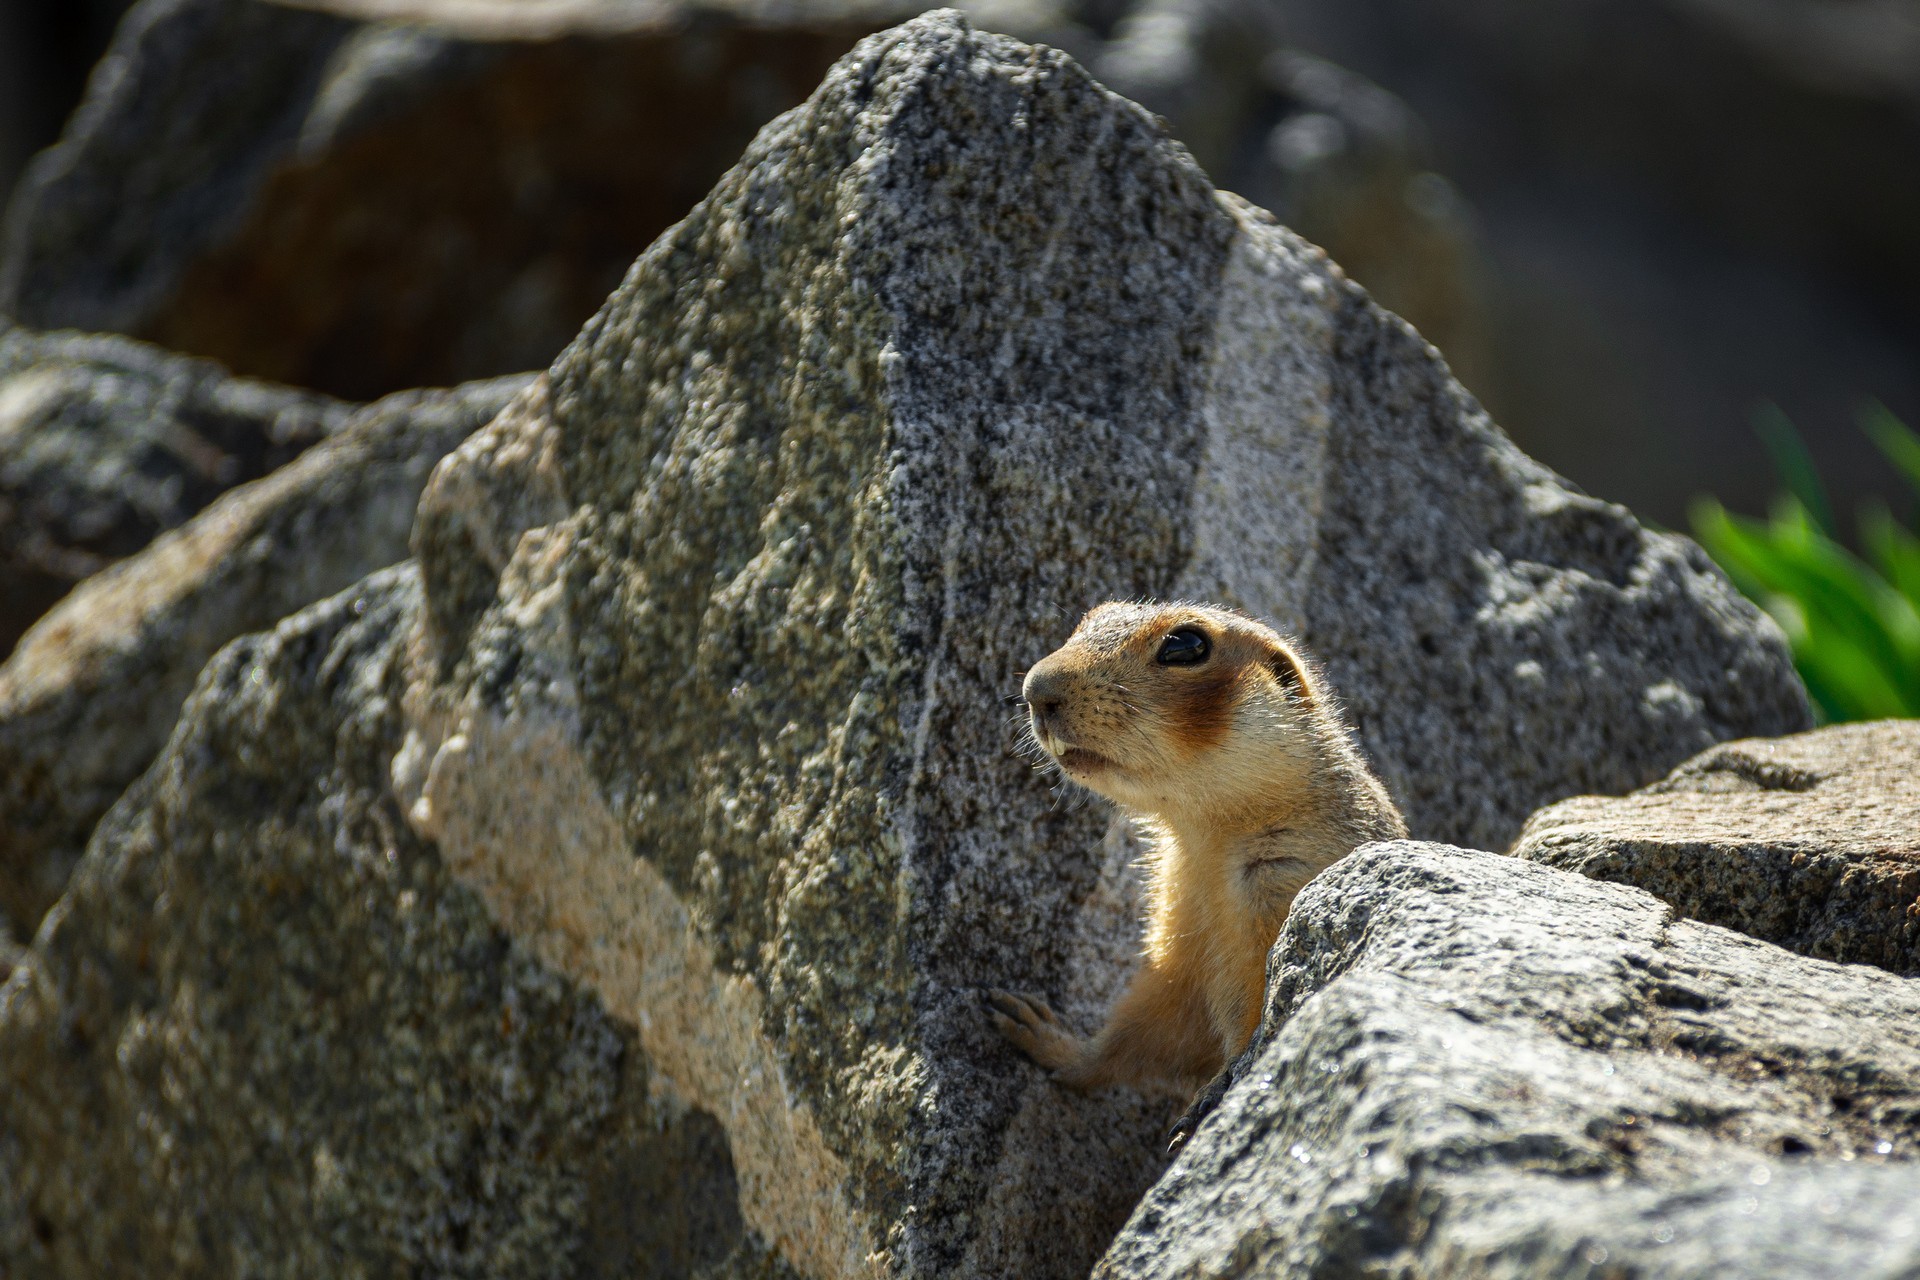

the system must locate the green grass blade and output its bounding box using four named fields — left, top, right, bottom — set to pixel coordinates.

left=1862, top=401, right=1920, bottom=504
left=1755, top=403, right=1838, bottom=537
left=1693, top=497, right=1920, bottom=719
left=1861, top=503, right=1920, bottom=610
left=1793, top=619, right=1914, bottom=719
